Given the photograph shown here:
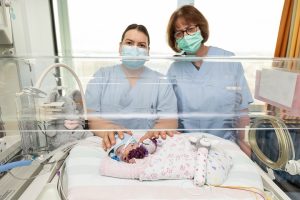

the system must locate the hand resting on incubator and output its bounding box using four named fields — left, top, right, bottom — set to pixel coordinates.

left=100, top=133, right=233, bottom=186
